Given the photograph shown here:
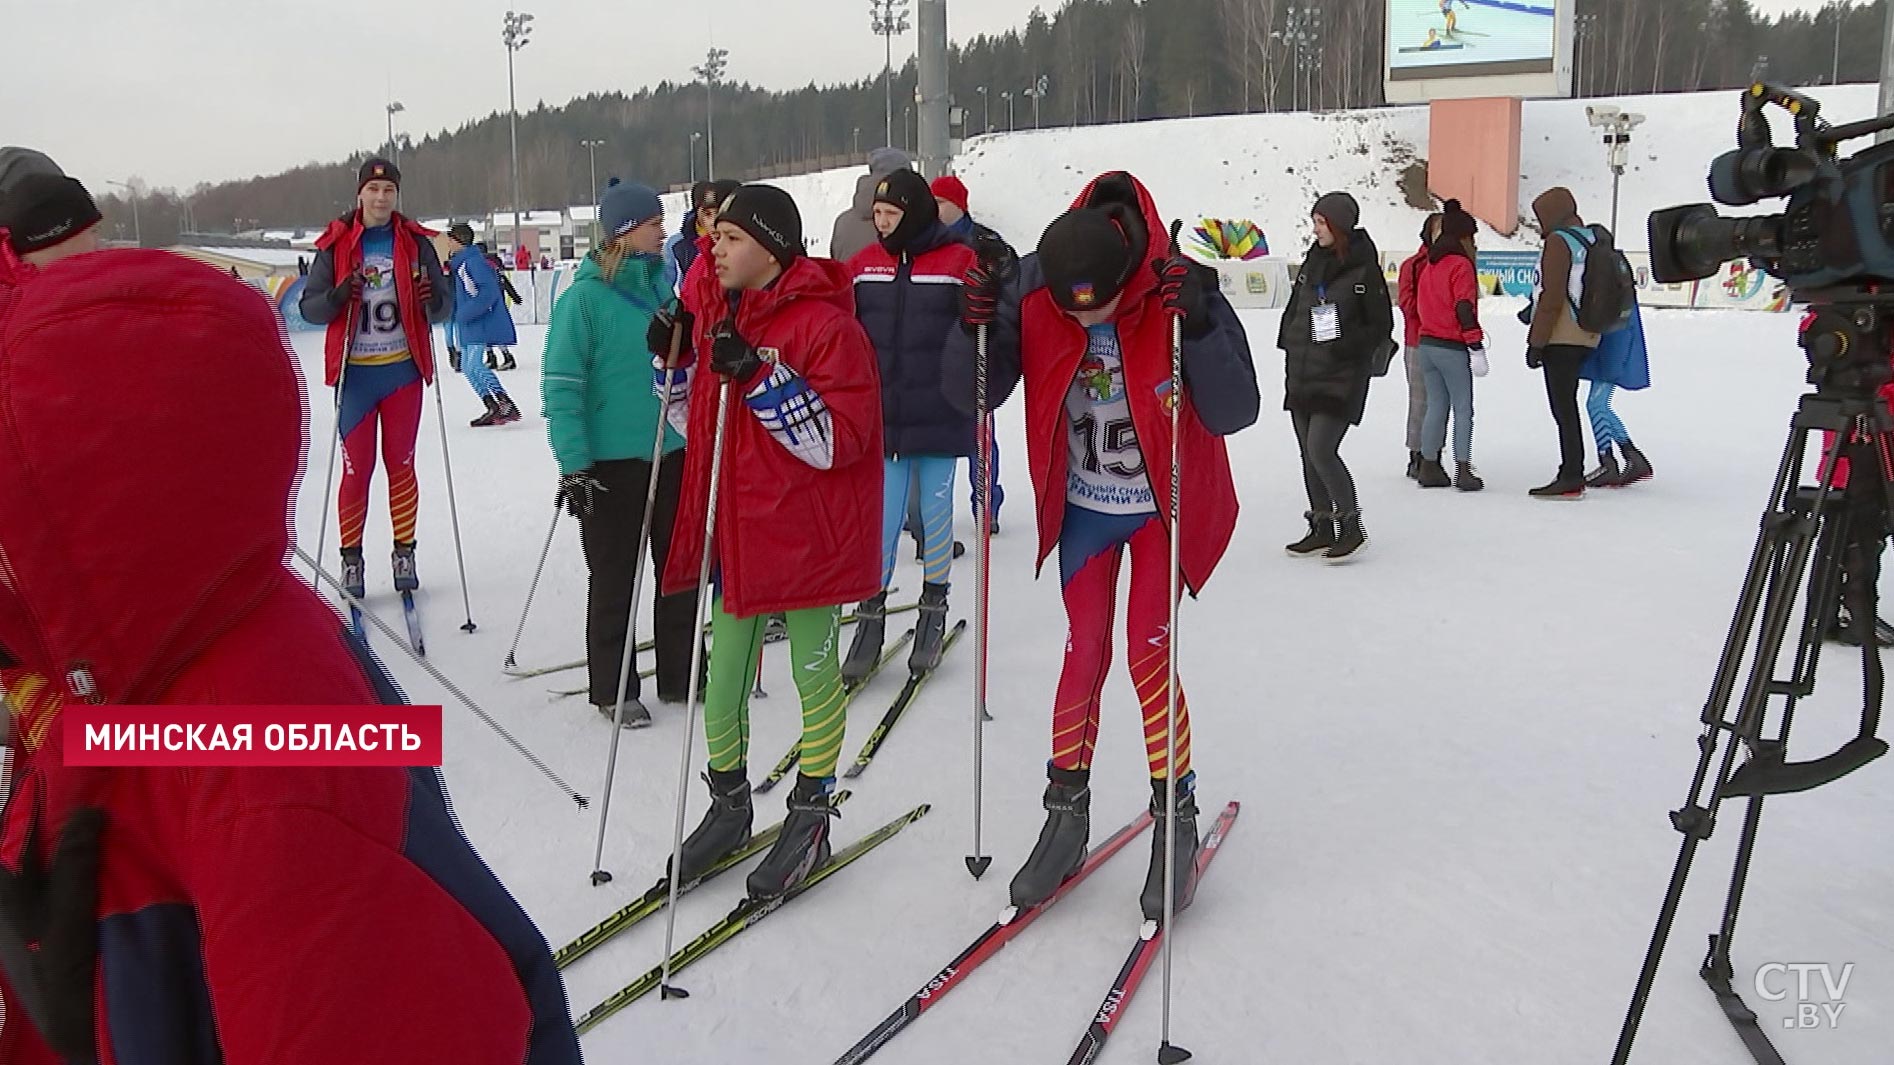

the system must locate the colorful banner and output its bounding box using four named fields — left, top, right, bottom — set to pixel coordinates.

left=1189, top=219, right=1270, bottom=261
